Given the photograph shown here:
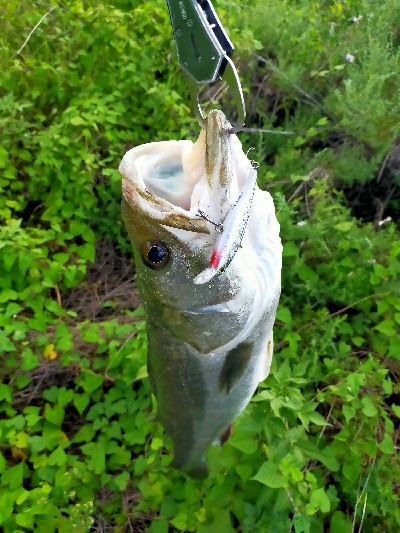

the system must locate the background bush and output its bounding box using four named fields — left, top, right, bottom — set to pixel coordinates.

left=0, top=1, right=399, bottom=532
